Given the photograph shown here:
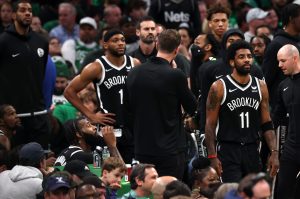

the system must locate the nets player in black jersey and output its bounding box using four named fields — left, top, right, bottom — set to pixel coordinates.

left=205, top=41, right=279, bottom=183
left=64, top=29, right=140, bottom=163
